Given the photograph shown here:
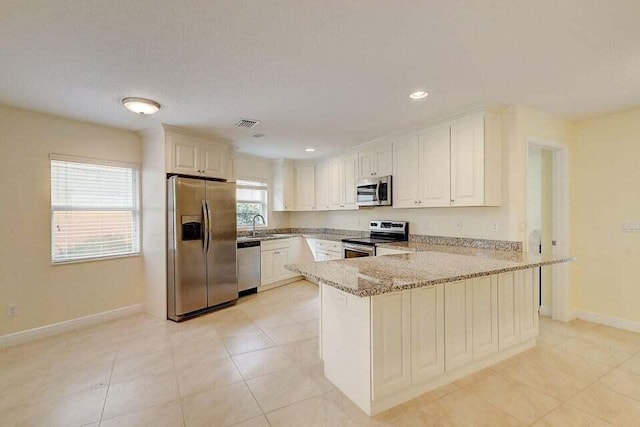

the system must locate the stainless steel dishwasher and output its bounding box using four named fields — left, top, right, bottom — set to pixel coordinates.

left=237, top=240, right=261, bottom=293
